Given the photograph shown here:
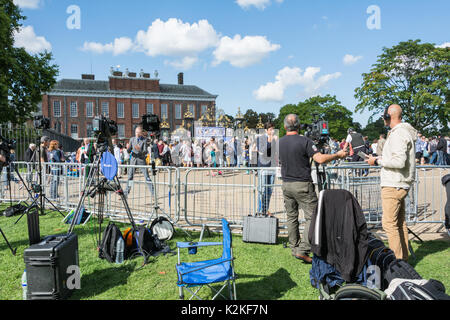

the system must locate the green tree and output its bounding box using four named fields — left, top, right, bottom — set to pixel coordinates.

left=276, top=95, right=353, bottom=140
left=354, top=39, right=450, bottom=134
left=0, top=0, right=59, bottom=125
left=361, top=118, right=388, bottom=141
